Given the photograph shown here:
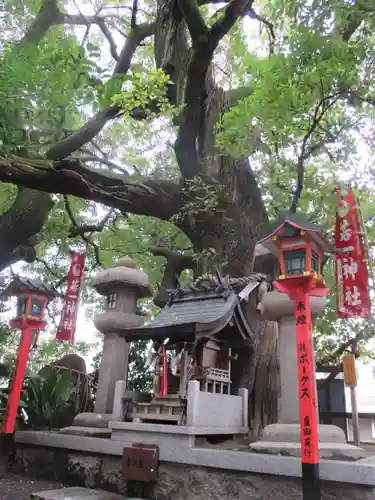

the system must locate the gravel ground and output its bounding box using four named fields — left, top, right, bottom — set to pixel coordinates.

left=0, top=472, right=64, bottom=499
